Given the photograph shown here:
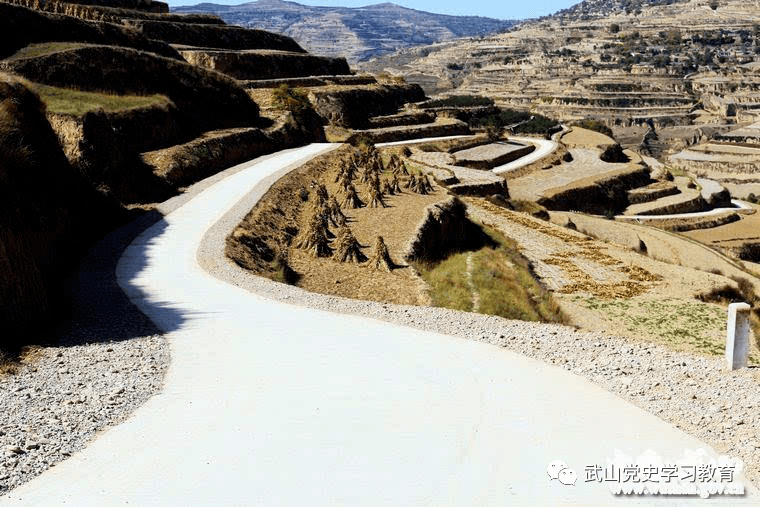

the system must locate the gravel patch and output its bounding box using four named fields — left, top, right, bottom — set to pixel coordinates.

left=199, top=151, right=760, bottom=488
left=0, top=210, right=171, bottom=496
